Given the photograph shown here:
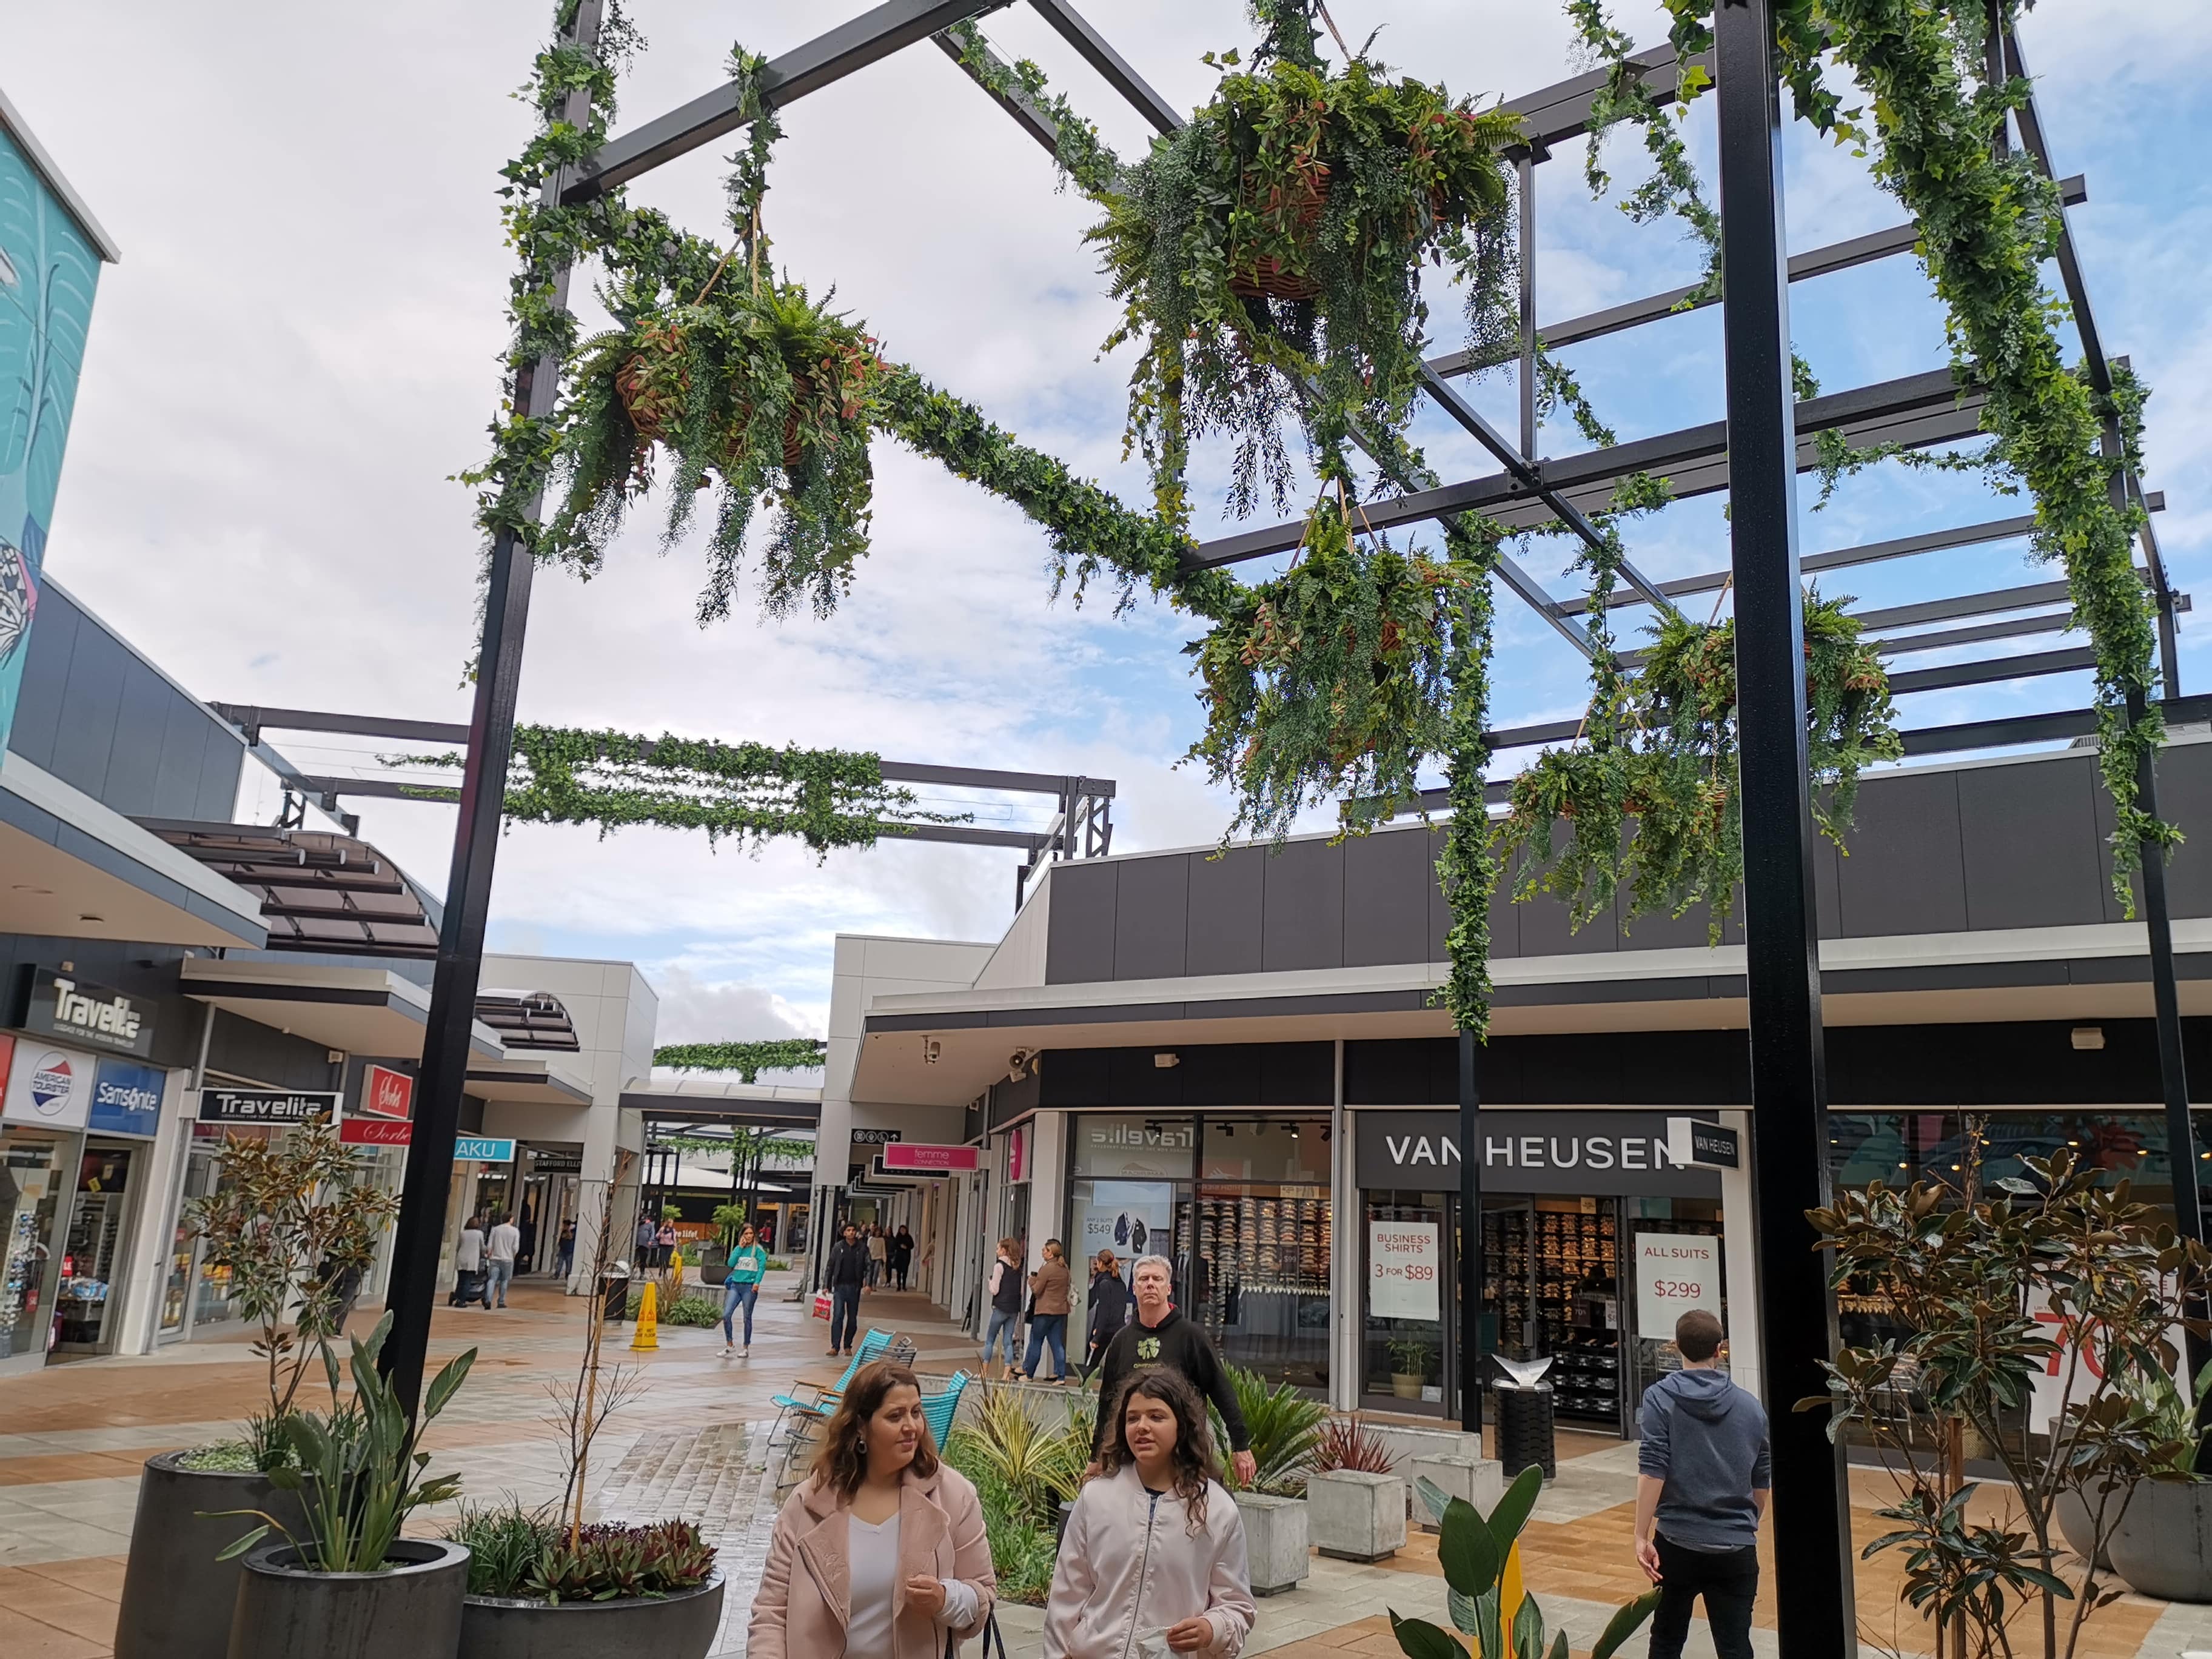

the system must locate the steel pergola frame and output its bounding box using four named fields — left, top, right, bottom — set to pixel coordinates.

left=370, top=11, right=2199, bottom=1654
